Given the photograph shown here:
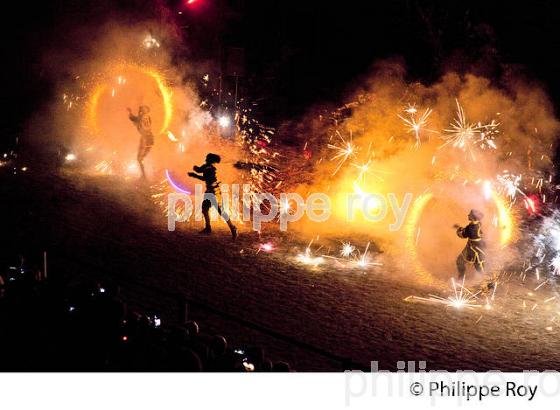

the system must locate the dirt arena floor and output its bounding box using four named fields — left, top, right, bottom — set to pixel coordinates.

left=2, top=169, right=560, bottom=371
